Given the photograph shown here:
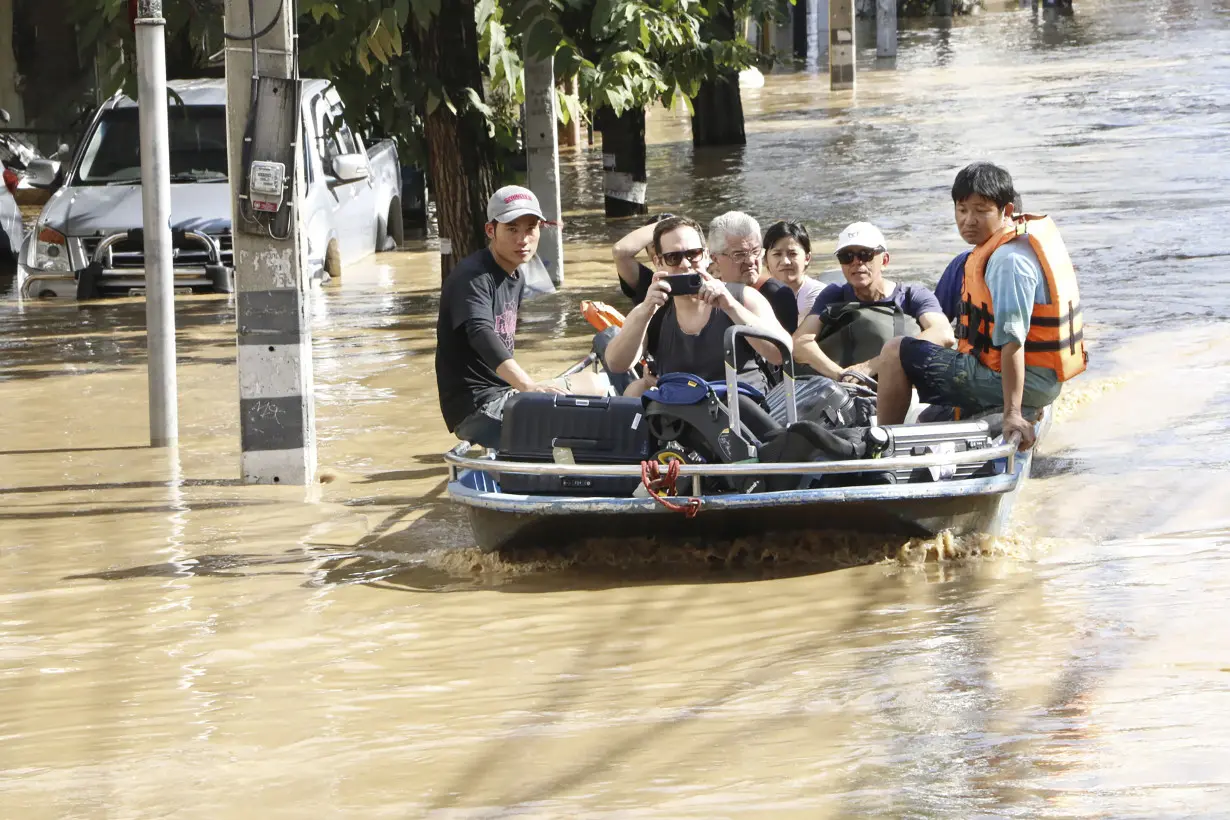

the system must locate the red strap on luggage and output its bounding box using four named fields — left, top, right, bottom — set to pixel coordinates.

left=640, top=459, right=702, bottom=518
